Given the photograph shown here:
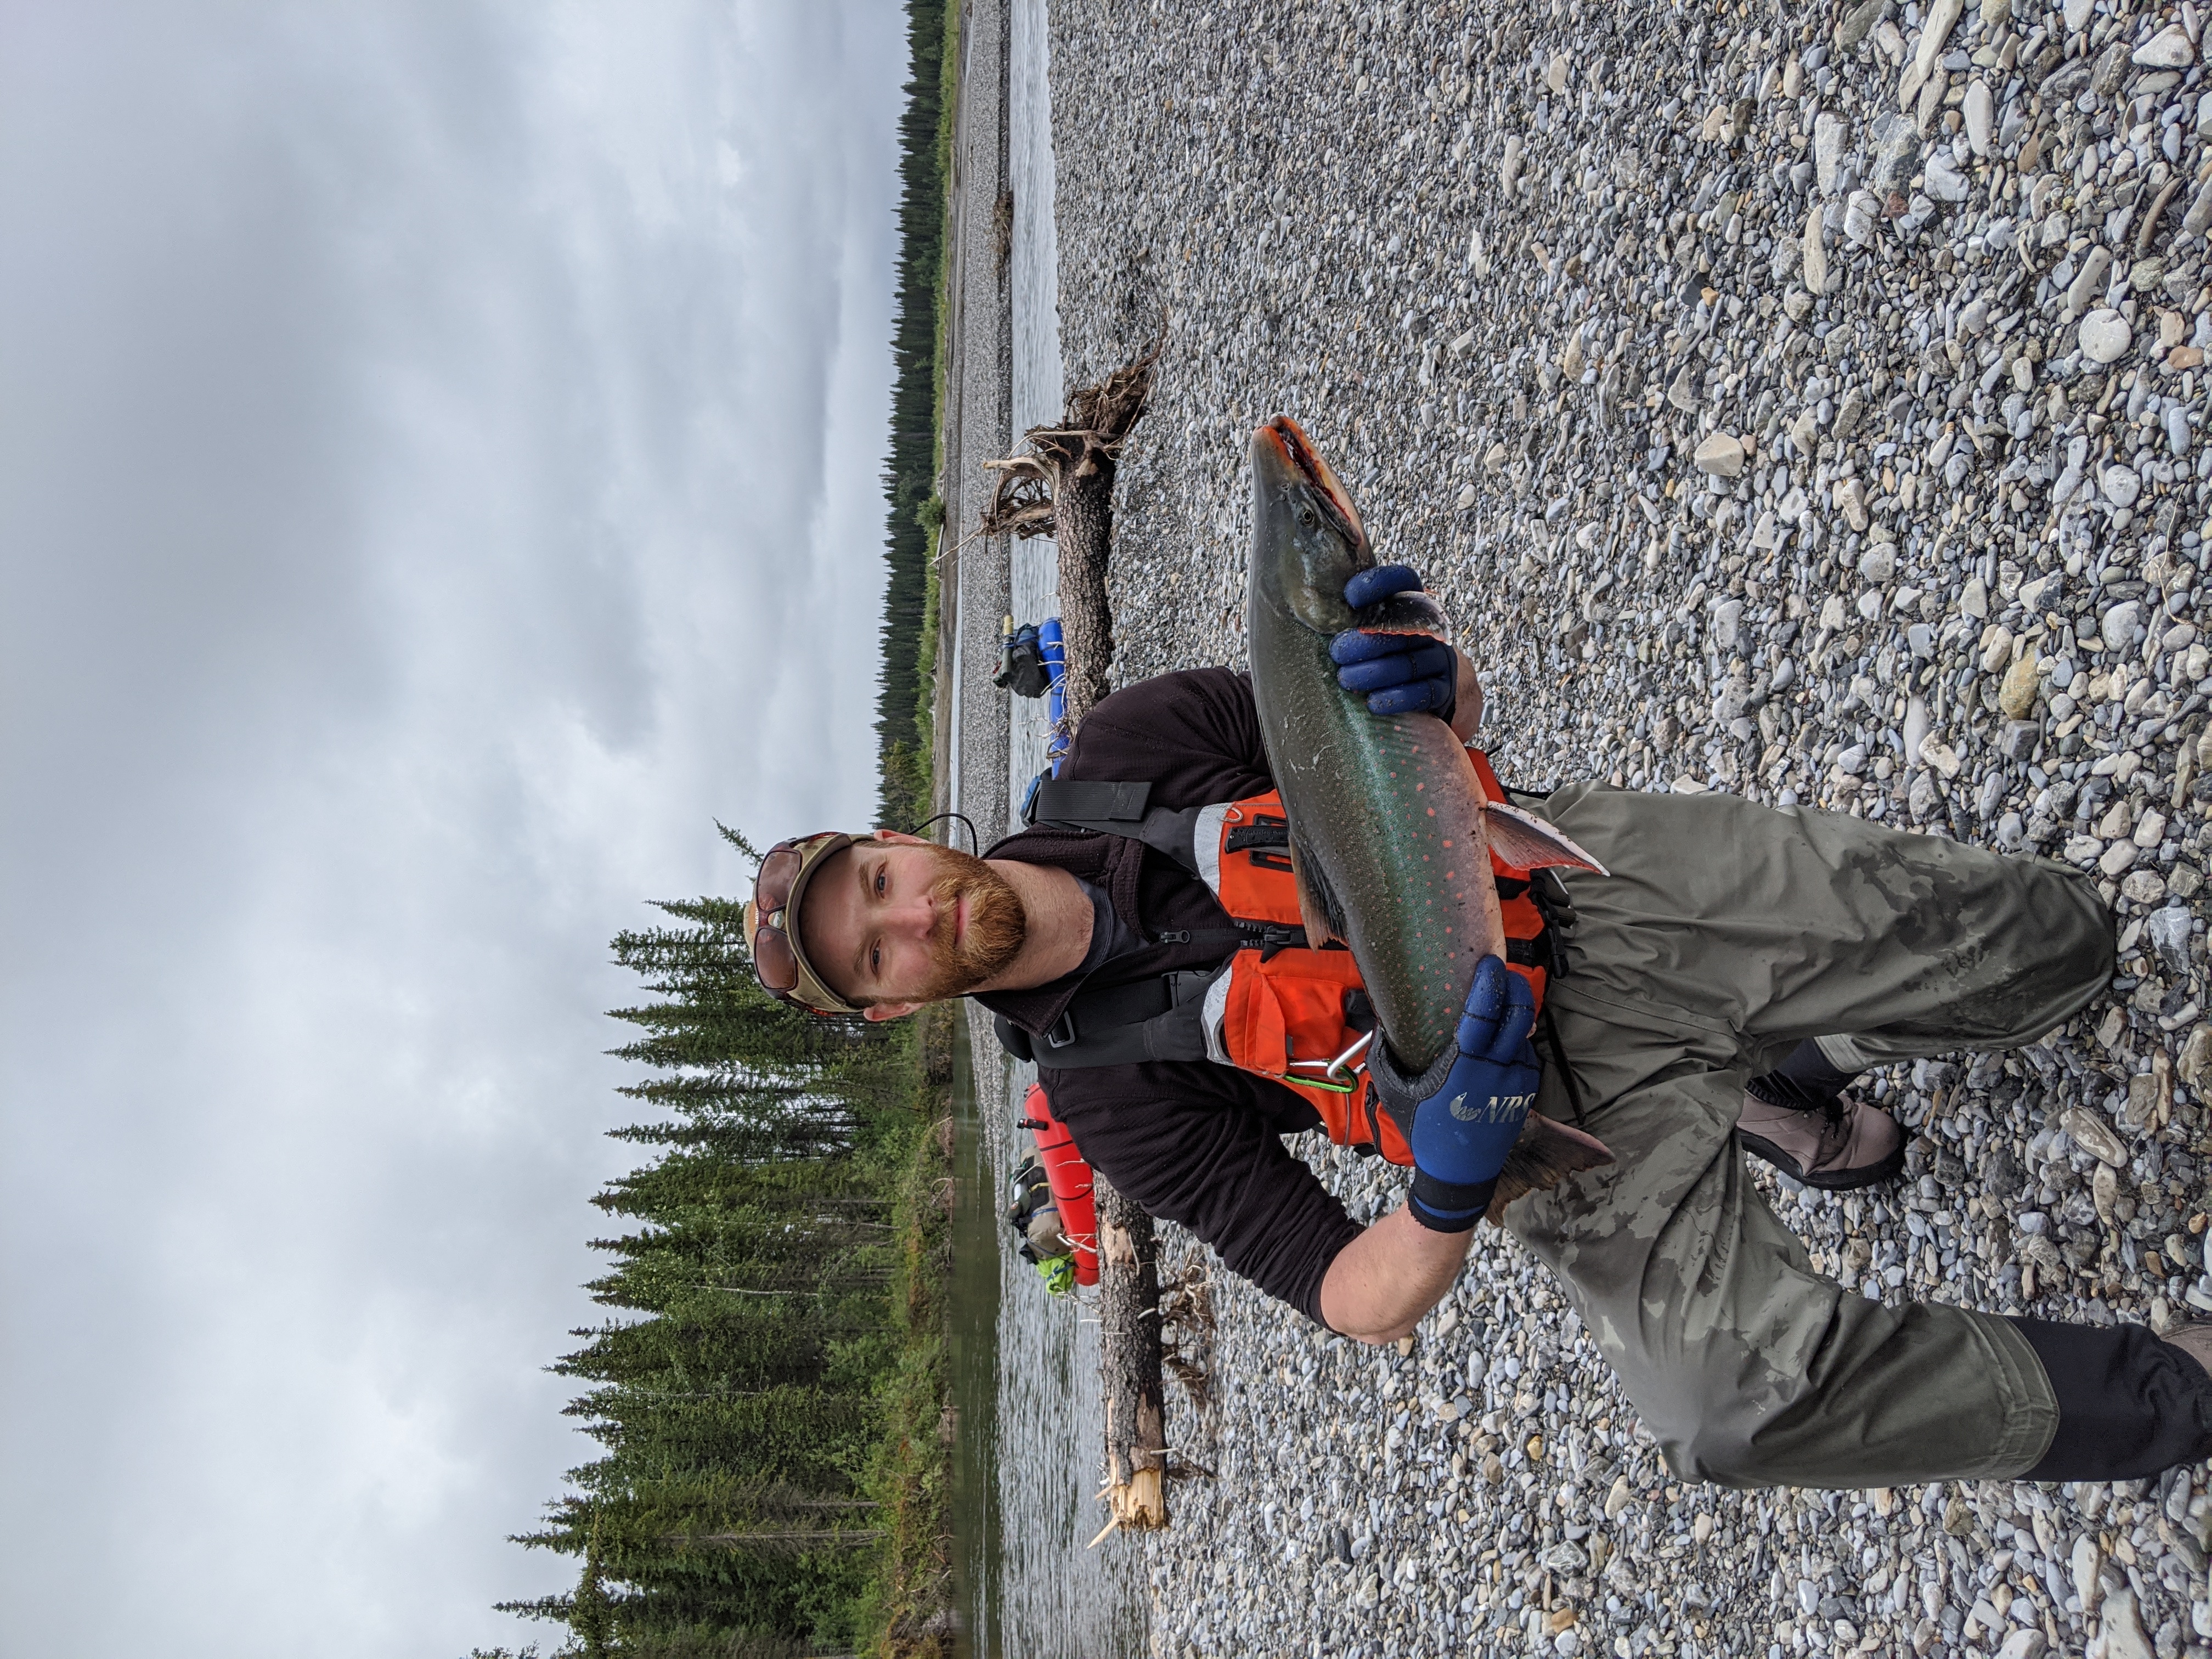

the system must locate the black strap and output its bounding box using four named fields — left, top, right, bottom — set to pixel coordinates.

left=1029, top=967, right=1226, bottom=1067
left=1223, top=819, right=1290, bottom=853
left=1045, top=974, right=1177, bottom=1041
left=1030, top=778, right=1152, bottom=821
